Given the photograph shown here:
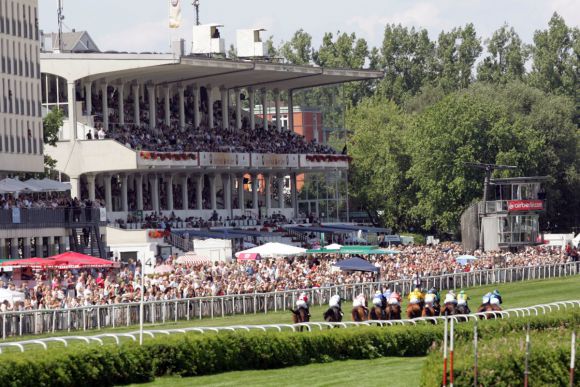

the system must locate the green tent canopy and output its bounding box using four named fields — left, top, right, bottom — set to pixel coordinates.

left=305, top=246, right=400, bottom=255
